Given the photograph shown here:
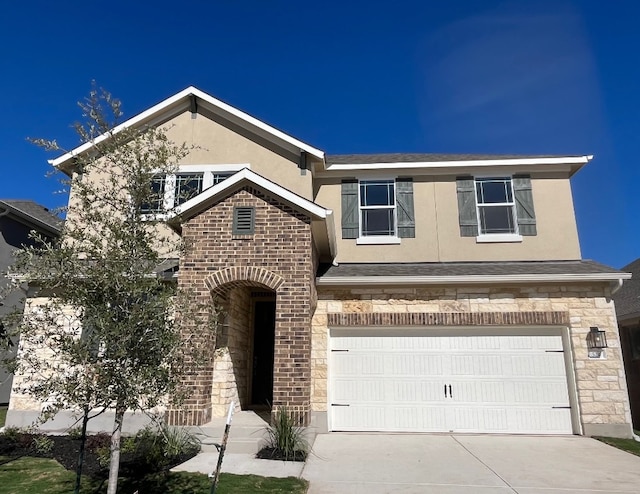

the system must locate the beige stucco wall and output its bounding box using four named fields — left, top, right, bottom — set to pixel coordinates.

left=311, top=283, right=632, bottom=436
left=314, top=175, right=581, bottom=263
left=164, top=111, right=312, bottom=199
